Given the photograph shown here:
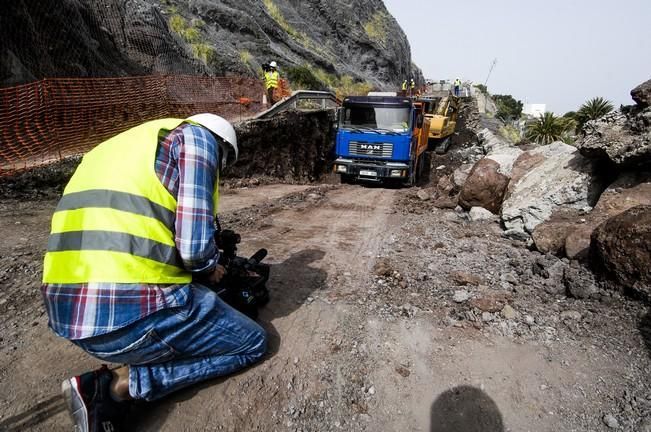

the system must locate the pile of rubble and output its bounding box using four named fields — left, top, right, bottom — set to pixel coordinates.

left=356, top=206, right=651, bottom=430
left=409, top=78, right=651, bottom=300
